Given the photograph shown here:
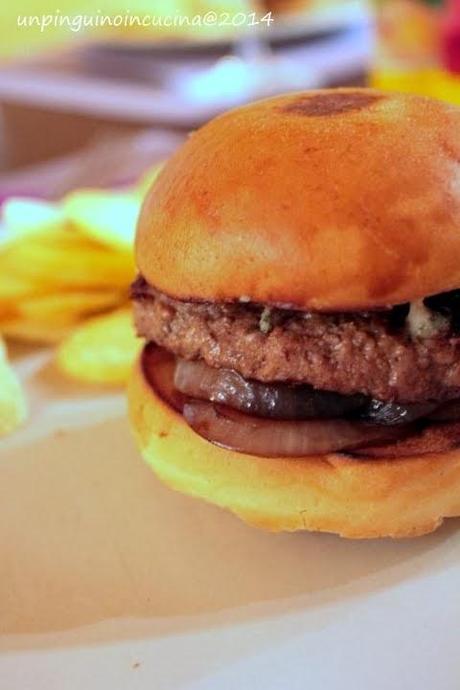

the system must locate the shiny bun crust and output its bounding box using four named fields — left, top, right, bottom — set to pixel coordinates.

left=136, top=89, right=460, bottom=311
left=128, top=359, right=460, bottom=538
